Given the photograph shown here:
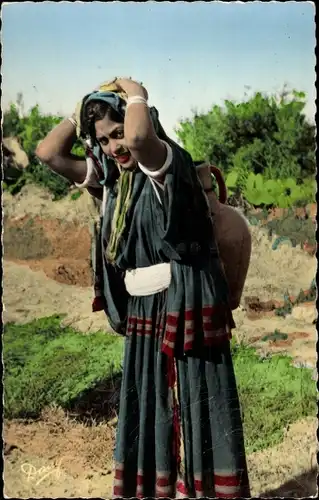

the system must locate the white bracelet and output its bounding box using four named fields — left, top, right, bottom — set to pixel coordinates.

left=126, top=95, right=148, bottom=108
left=139, top=141, right=173, bottom=179
left=68, top=117, right=77, bottom=128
